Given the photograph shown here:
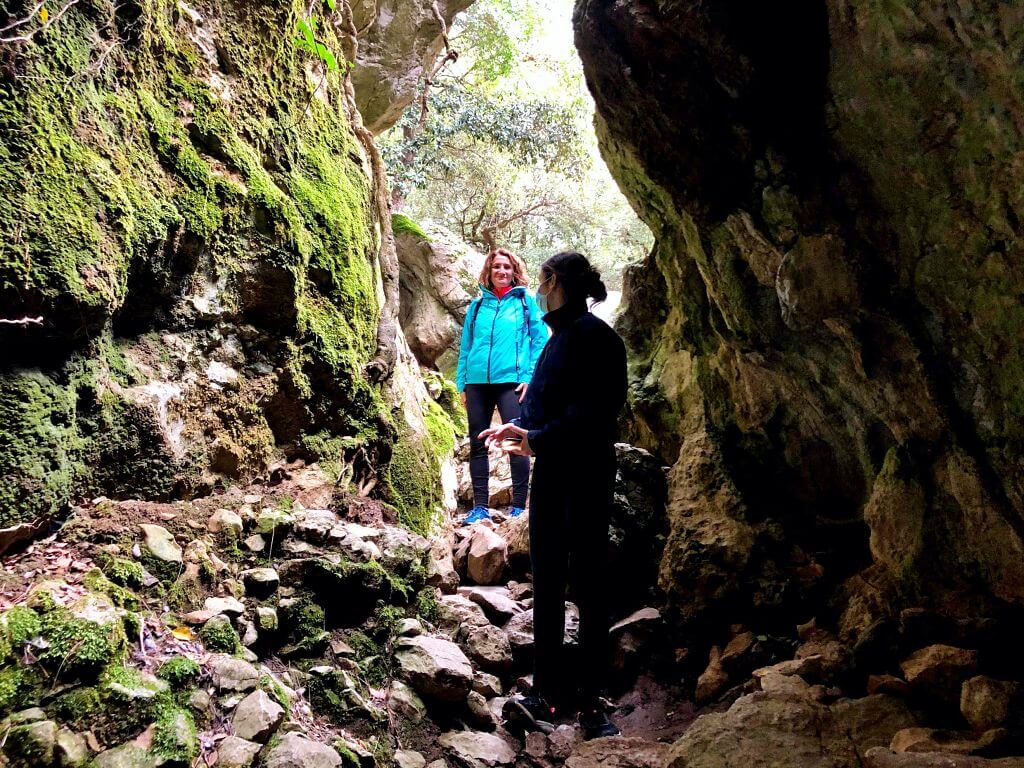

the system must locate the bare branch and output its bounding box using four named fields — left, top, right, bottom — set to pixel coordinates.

left=1, top=0, right=80, bottom=45
left=0, top=316, right=43, bottom=326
